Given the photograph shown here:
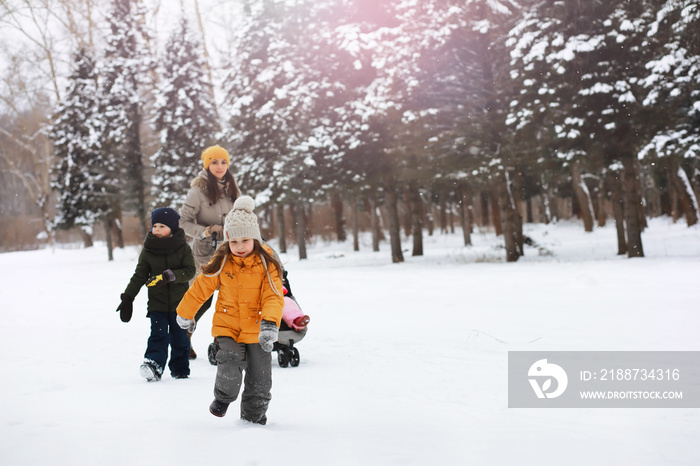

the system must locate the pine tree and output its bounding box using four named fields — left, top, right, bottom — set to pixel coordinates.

left=96, top=0, right=152, bottom=237
left=388, top=0, right=523, bottom=254
left=50, top=48, right=117, bottom=249
left=639, top=0, right=700, bottom=226
left=506, top=0, right=659, bottom=257
left=151, top=17, right=220, bottom=208
left=220, top=1, right=342, bottom=259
